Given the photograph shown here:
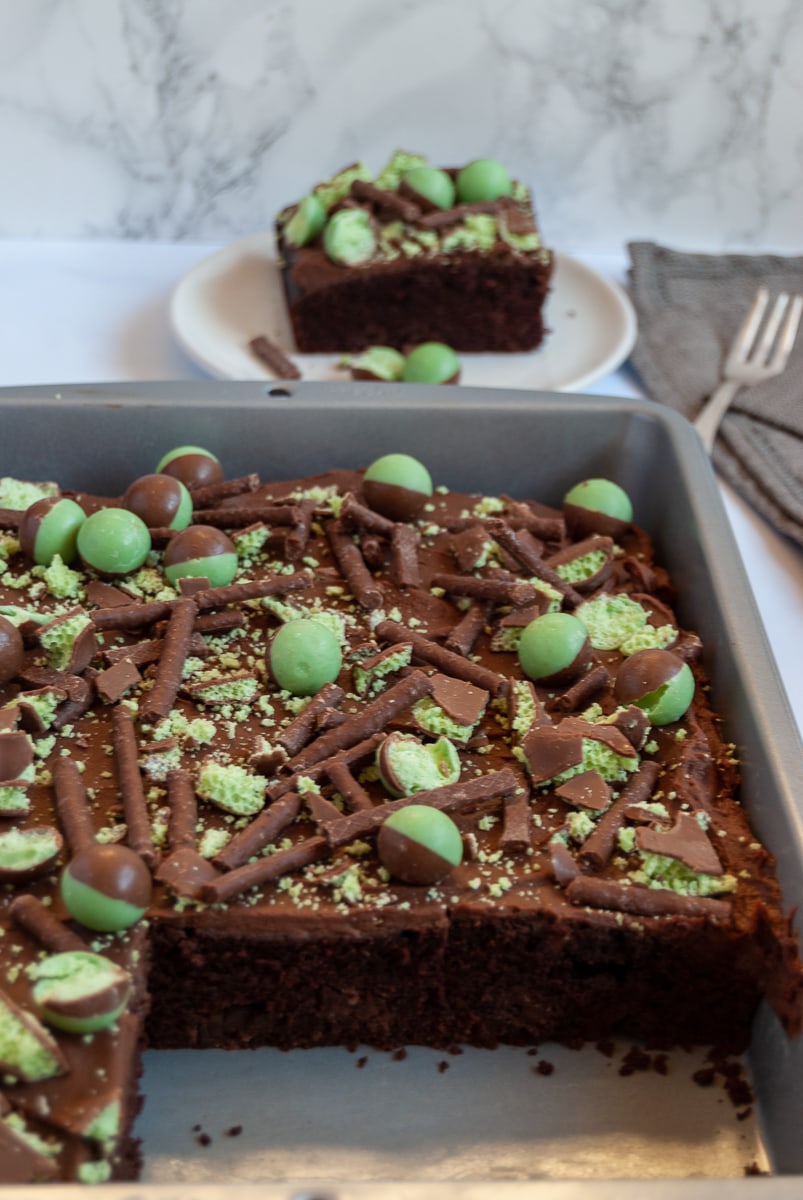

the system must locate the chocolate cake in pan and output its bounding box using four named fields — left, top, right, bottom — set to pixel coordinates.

left=0, top=384, right=799, bottom=1182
